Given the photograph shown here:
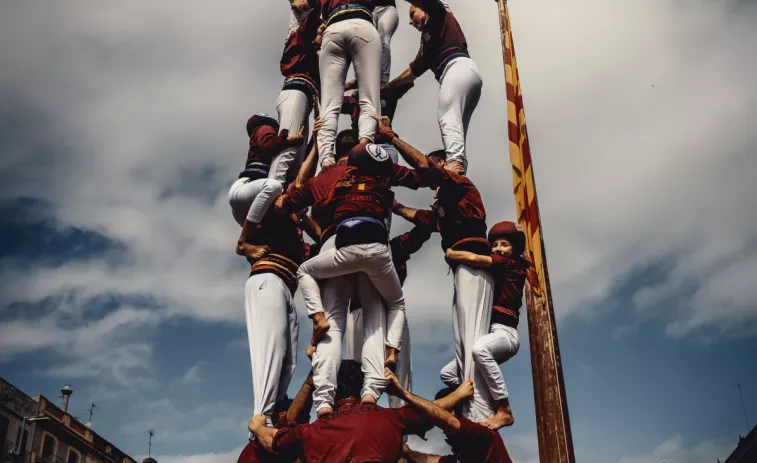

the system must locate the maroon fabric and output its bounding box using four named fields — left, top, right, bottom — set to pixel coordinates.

left=489, top=254, right=529, bottom=328
left=412, top=163, right=487, bottom=252
left=409, top=0, right=468, bottom=79
left=272, top=401, right=430, bottom=463
left=441, top=417, right=513, bottom=463
left=237, top=440, right=287, bottom=463
left=251, top=213, right=306, bottom=265
left=280, top=7, right=322, bottom=88
left=390, top=225, right=432, bottom=285
left=282, top=162, right=348, bottom=241
left=247, top=126, right=288, bottom=167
